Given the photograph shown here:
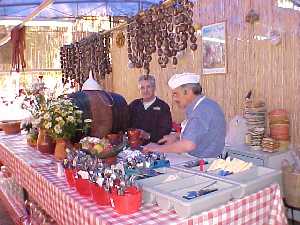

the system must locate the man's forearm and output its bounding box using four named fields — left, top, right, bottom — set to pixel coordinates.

left=157, top=139, right=196, bottom=153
